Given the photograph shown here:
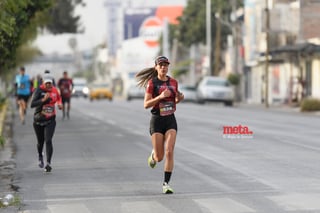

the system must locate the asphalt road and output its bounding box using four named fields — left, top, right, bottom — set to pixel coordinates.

left=9, top=98, right=320, bottom=212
